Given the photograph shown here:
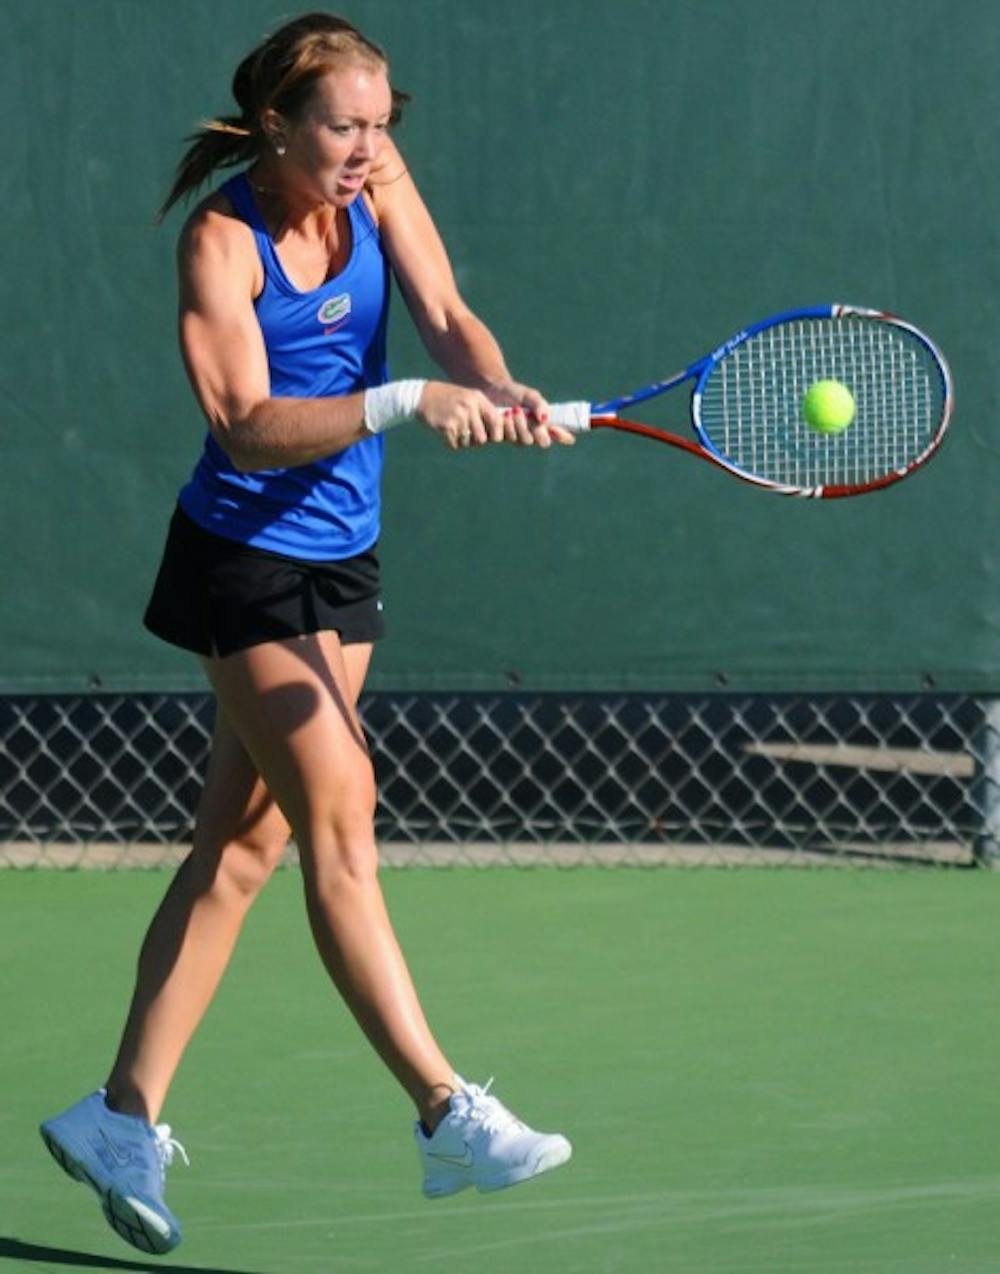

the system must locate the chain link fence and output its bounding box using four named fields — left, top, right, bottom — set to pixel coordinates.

left=1, top=691, right=997, bottom=869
